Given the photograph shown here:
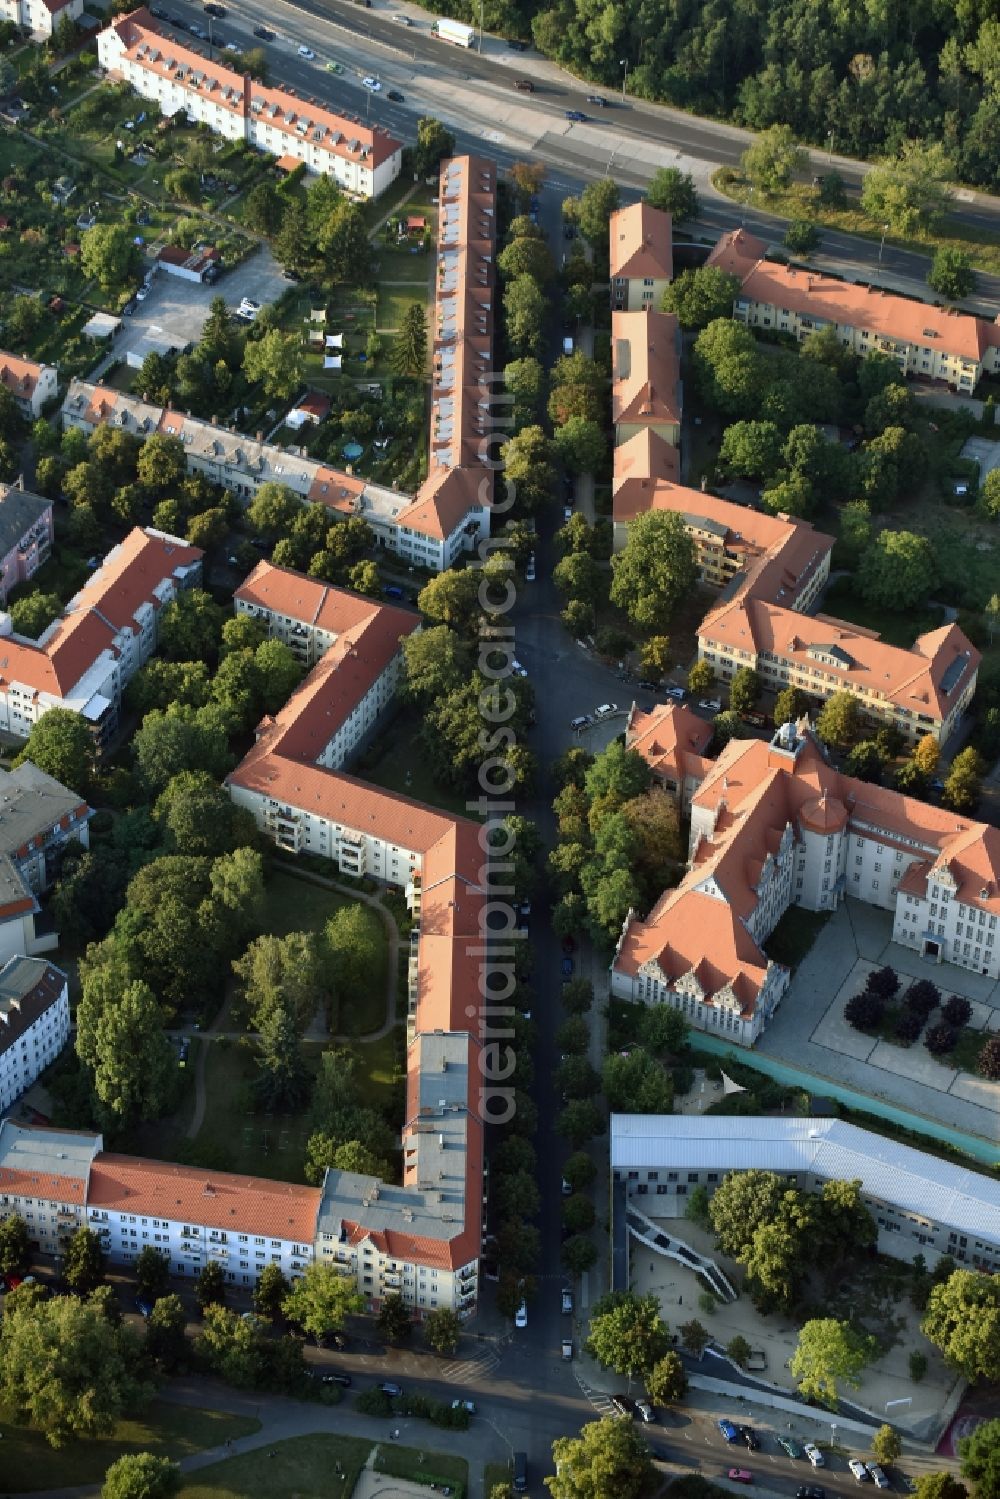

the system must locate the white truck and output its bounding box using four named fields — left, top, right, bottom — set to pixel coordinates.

left=432, top=16, right=475, bottom=46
